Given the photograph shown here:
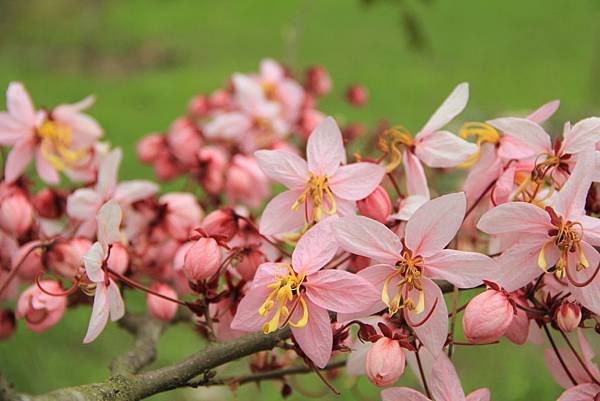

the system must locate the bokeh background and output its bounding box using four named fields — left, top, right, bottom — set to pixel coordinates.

left=1, top=0, right=600, bottom=400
